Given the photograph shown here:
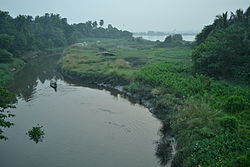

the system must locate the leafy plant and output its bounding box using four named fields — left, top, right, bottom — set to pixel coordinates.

left=27, top=125, right=45, bottom=143
left=223, top=95, right=248, bottom=113
left=219, top=115, right=238, bottom=132
left=0, top=86, right=16, bottom=140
